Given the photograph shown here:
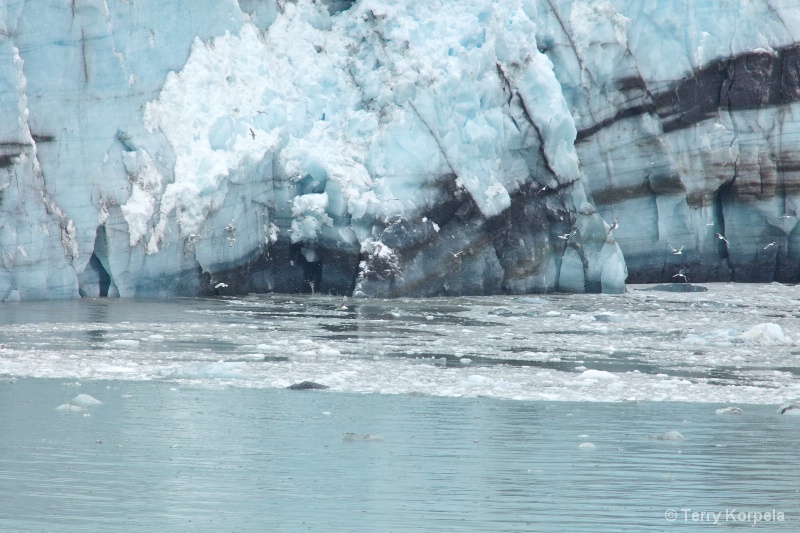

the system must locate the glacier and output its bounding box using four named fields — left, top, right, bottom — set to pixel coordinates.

left=0, top=0, right=797, bottom=300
